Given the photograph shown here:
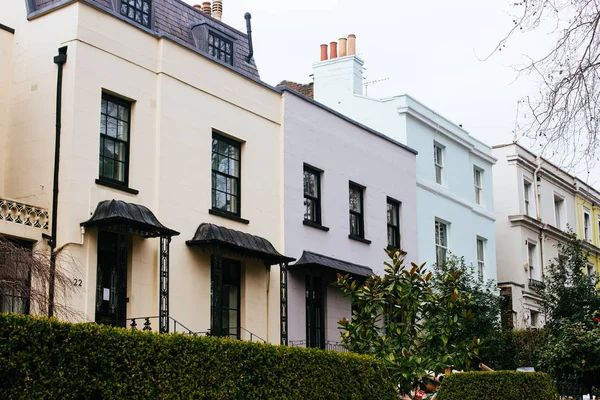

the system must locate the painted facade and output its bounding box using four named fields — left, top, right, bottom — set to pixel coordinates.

left=280, top=89, right=418, bottom=348
left=492, top=143, right=581, bottom=328
left=574, top=179, right=600, bottom=279
left=309, top=40, right=497, bottom=280
left=0, top=0, right=290, bottom=344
